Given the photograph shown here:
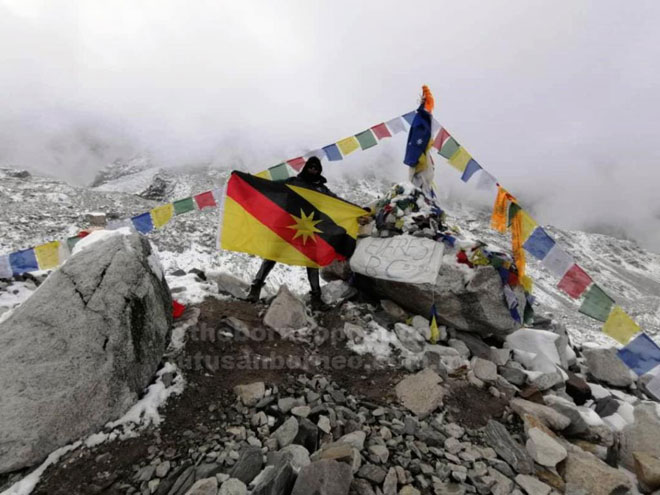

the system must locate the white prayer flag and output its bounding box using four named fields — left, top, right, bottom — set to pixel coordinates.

left=385, top=117, right=406, bottom=135
left=541, top=243, right=574, bottom=279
